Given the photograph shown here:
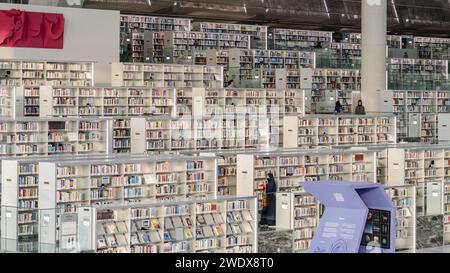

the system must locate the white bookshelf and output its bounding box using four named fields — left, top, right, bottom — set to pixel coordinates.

left=283, top=114, right=397, bottom=149
left=1, top=156, right=109, bottom=251
left=309, top=69, right=361, bottom=113
left=268, top=28, right=332, bottom=51
left=0, top=86, right=14, bottom=119
left=1, top=160, right=39, bottom=247
left=120, top=15, right=191, bottom=62
left=12, top=86, right=174, bottom=119
left=38, top=155, right=217, bottom=212
left=0, top=60, right=94, bottom=87
left=444, top=180, right=450, bottom=245
left=111, top=63, right=223, bottom=89
left=0, top=117, right=112, bottom=157
left=145, top=31, right=251, bottom=64
left=384, top=185, right=416, bottom=252
left=275, top=191, right=320, bottom=253
left=38, top=195, right=256, bottom=253
left=392, top=89, right=450, bottom=143
left=192, top=22, right=268, bottom=49
left=236, top=149, right=376, bottom=209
